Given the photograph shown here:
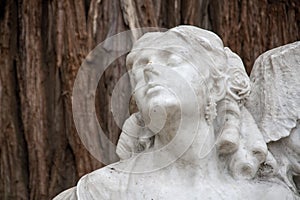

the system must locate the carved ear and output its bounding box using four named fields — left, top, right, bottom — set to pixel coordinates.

left=211, top=77, right=226, bottom=102
left=224, top=47, right=250, bottom=102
